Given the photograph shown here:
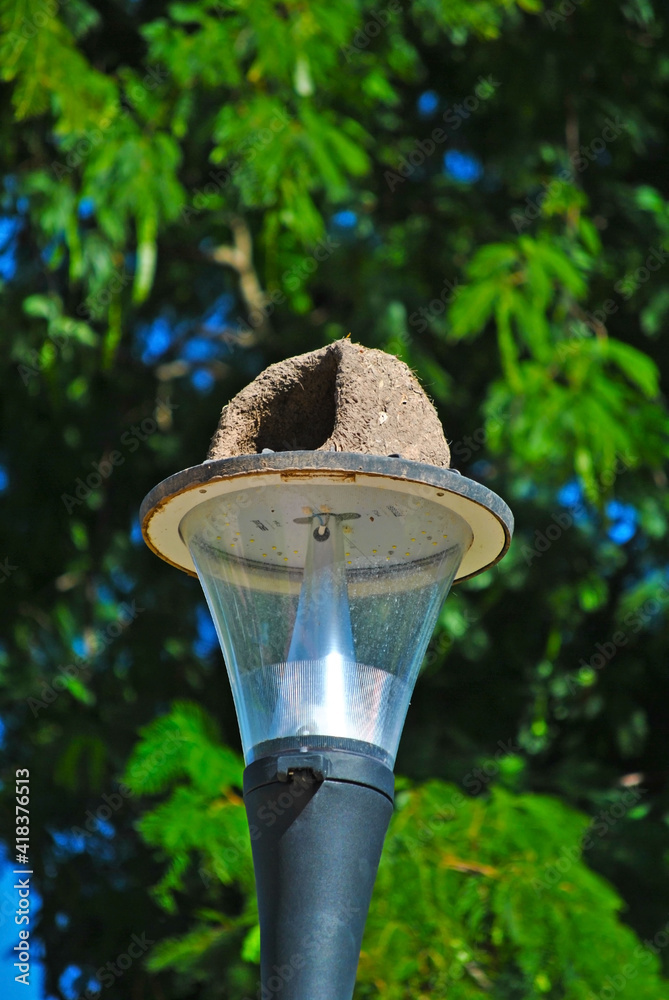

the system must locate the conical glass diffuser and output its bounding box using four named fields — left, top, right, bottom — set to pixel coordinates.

left=179, top=480, right=473, bottom=765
